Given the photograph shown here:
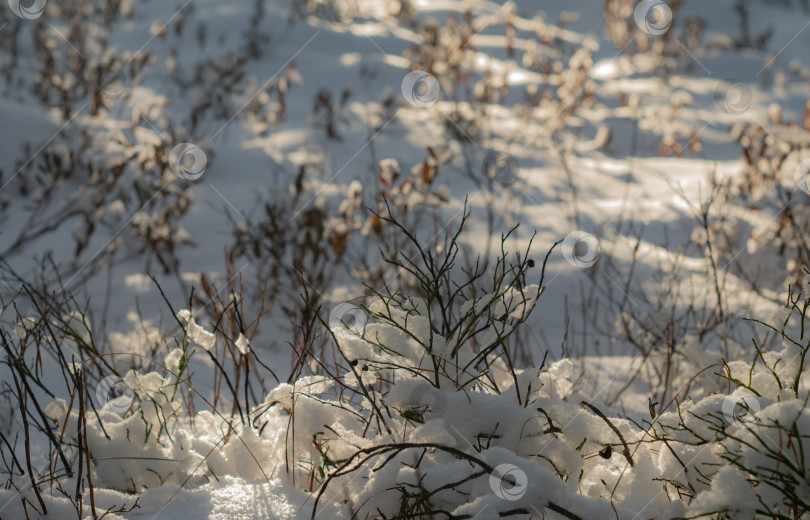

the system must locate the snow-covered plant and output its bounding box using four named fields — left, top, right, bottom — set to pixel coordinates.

left=362, top=223, right=541, bottom=379
left=648, top=282, right=810, bottom=519
left=275, top=217, right=673, bottom=519
left=6, top=220, right=810, bottom=519
left=287, top=233, right=810, bottom=519
left=719, top=117, right=810, bottom=286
